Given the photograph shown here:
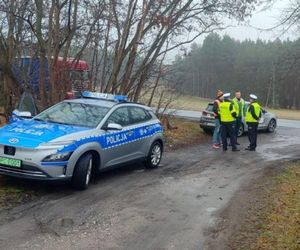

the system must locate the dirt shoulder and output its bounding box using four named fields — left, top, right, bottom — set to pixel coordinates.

left=163, top=117, right=210, bottom=151
left=0, top=177, right=39, bottom=209
left=206, top=161, right=300, bottom=250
